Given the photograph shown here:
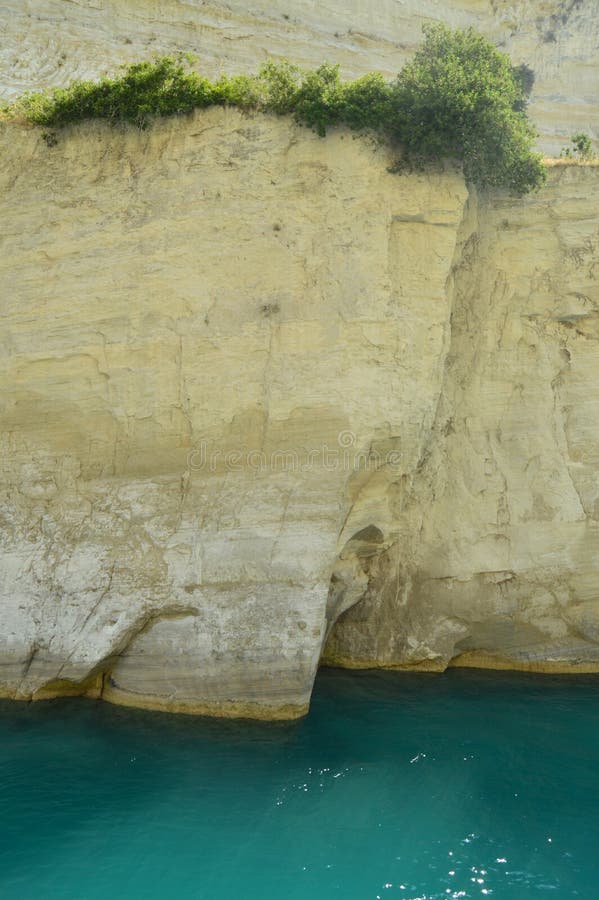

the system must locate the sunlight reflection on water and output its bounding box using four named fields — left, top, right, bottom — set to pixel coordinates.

left=0, top=668, right=597, bottom=899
